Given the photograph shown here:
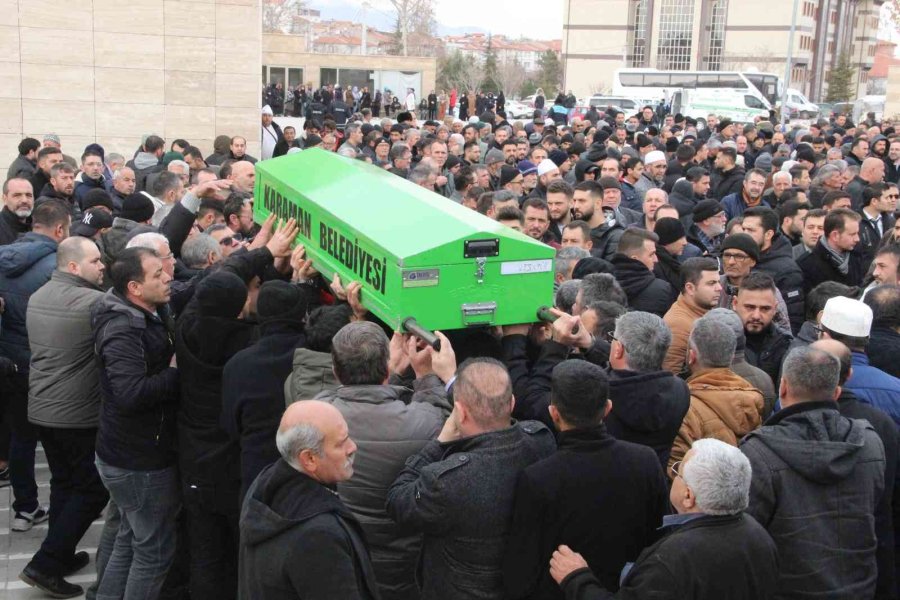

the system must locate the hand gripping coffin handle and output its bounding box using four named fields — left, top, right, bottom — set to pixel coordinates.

left=402, top=317, right=442, bottom=351
left=536, top=306, right=580, bottom=334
